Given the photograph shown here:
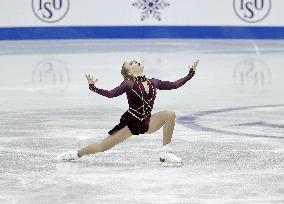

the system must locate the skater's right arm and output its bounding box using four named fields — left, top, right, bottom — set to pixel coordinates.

left=88, top=80, right=130, bottom=98
left=85, top=74, right=129, bottom=98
